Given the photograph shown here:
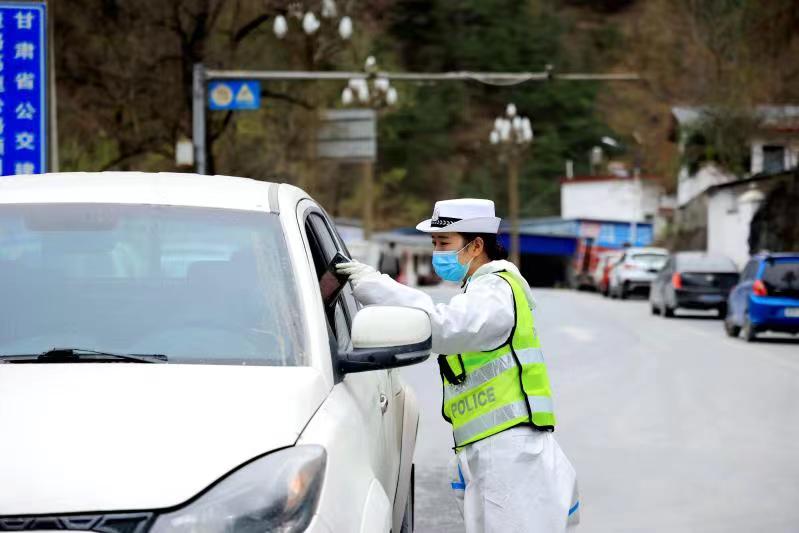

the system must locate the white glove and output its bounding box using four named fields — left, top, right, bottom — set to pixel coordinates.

left=336, top=261, right=380, bottom=287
